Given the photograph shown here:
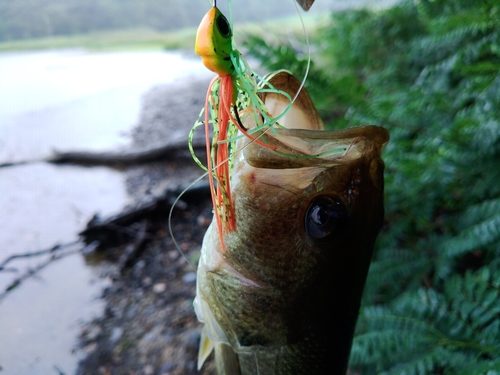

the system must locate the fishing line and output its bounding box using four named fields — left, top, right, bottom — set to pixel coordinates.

left=254, top=352, right=260, bottom=375
left=228, top=0, right=234, bottom=35
left=291, top=0, right=311, bottom=104
left=167, top=172, right=209, bottom=272
left=220, top=0, right=311, bottom=147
